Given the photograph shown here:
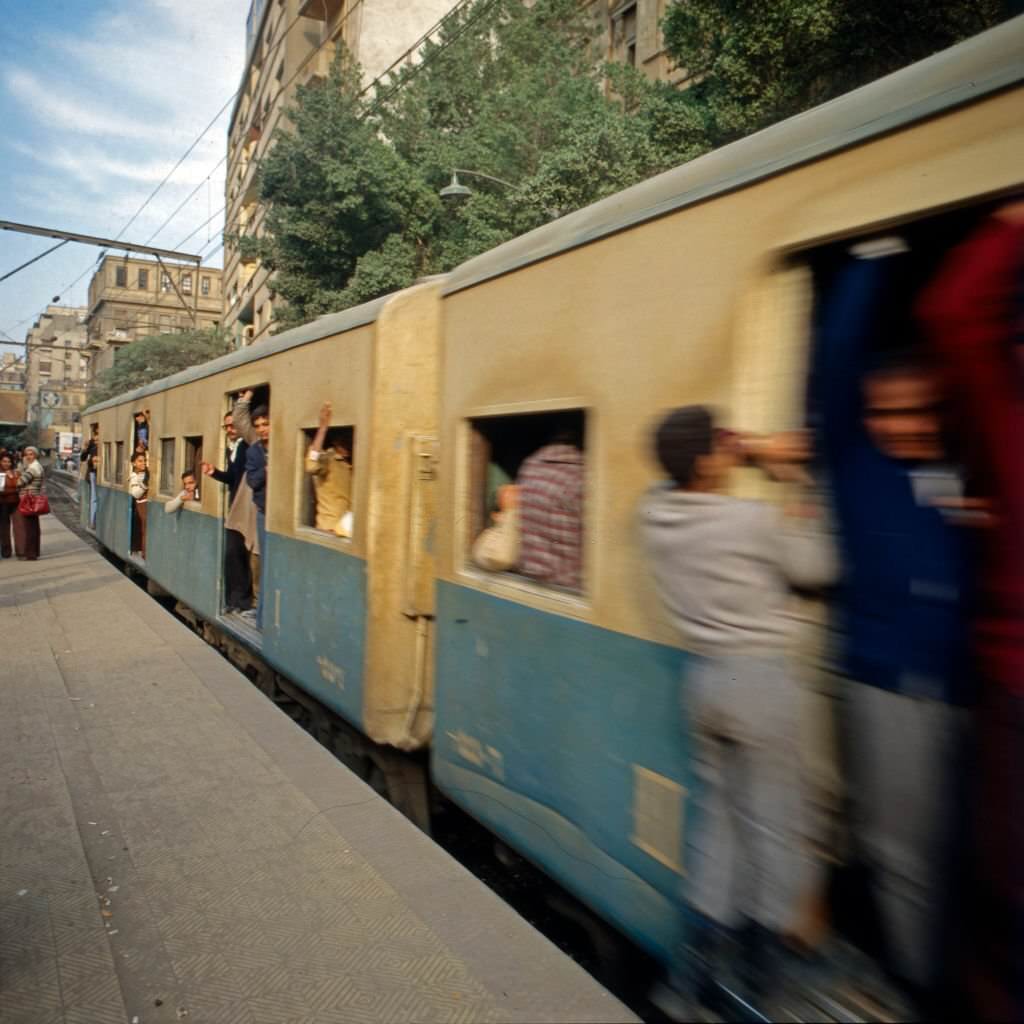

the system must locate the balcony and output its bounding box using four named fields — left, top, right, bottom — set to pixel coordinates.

left=299, top=0, right=344, bottom=22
